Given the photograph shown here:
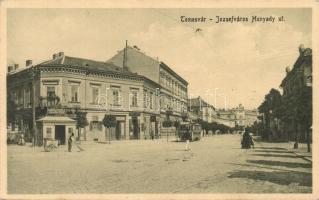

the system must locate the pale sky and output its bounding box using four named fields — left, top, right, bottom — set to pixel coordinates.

left=7, top=8, right=311, bottom=109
